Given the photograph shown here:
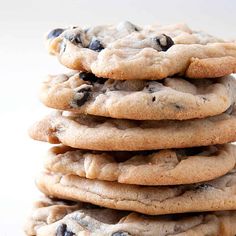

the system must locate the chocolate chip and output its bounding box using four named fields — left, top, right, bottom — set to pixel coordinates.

left=56, top=224, right=75, bottom=236
left=155, top=34, right=174, bottom=51
left=152, top=96, right=156, bottom=102
left=88, top=38, right=104, bottom=52
left=47, top=28, right=64, bottom=39
left=56, top=223, right=66, bottom=236
left=112, top=231, right=131, bottom=236
left=79, top=72, right=106, bottom=84
left=65, top=33, right=82, bottom=45
left=75, top=86, right=92, bottom=107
